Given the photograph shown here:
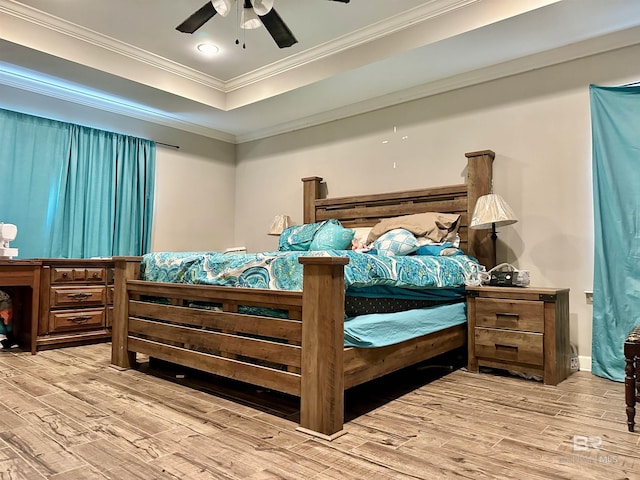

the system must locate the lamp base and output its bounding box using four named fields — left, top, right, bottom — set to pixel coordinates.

left=490, top=222, right=497, bottom=268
